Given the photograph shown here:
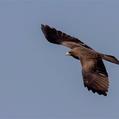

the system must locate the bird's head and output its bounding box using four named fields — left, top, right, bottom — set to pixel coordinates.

left=65, top=50, right=79, bottom=60
left=65, top=51, right=71, bottom=56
